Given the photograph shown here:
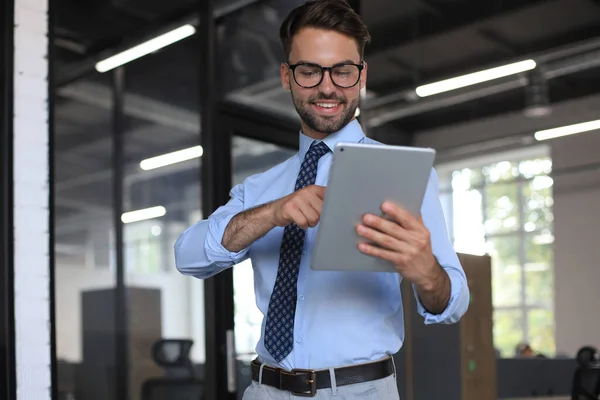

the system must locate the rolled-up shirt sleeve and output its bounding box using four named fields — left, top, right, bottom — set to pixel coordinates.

left=413, top=168, right=470, bottom=324
left=174, top=183, right=250, bottom=279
